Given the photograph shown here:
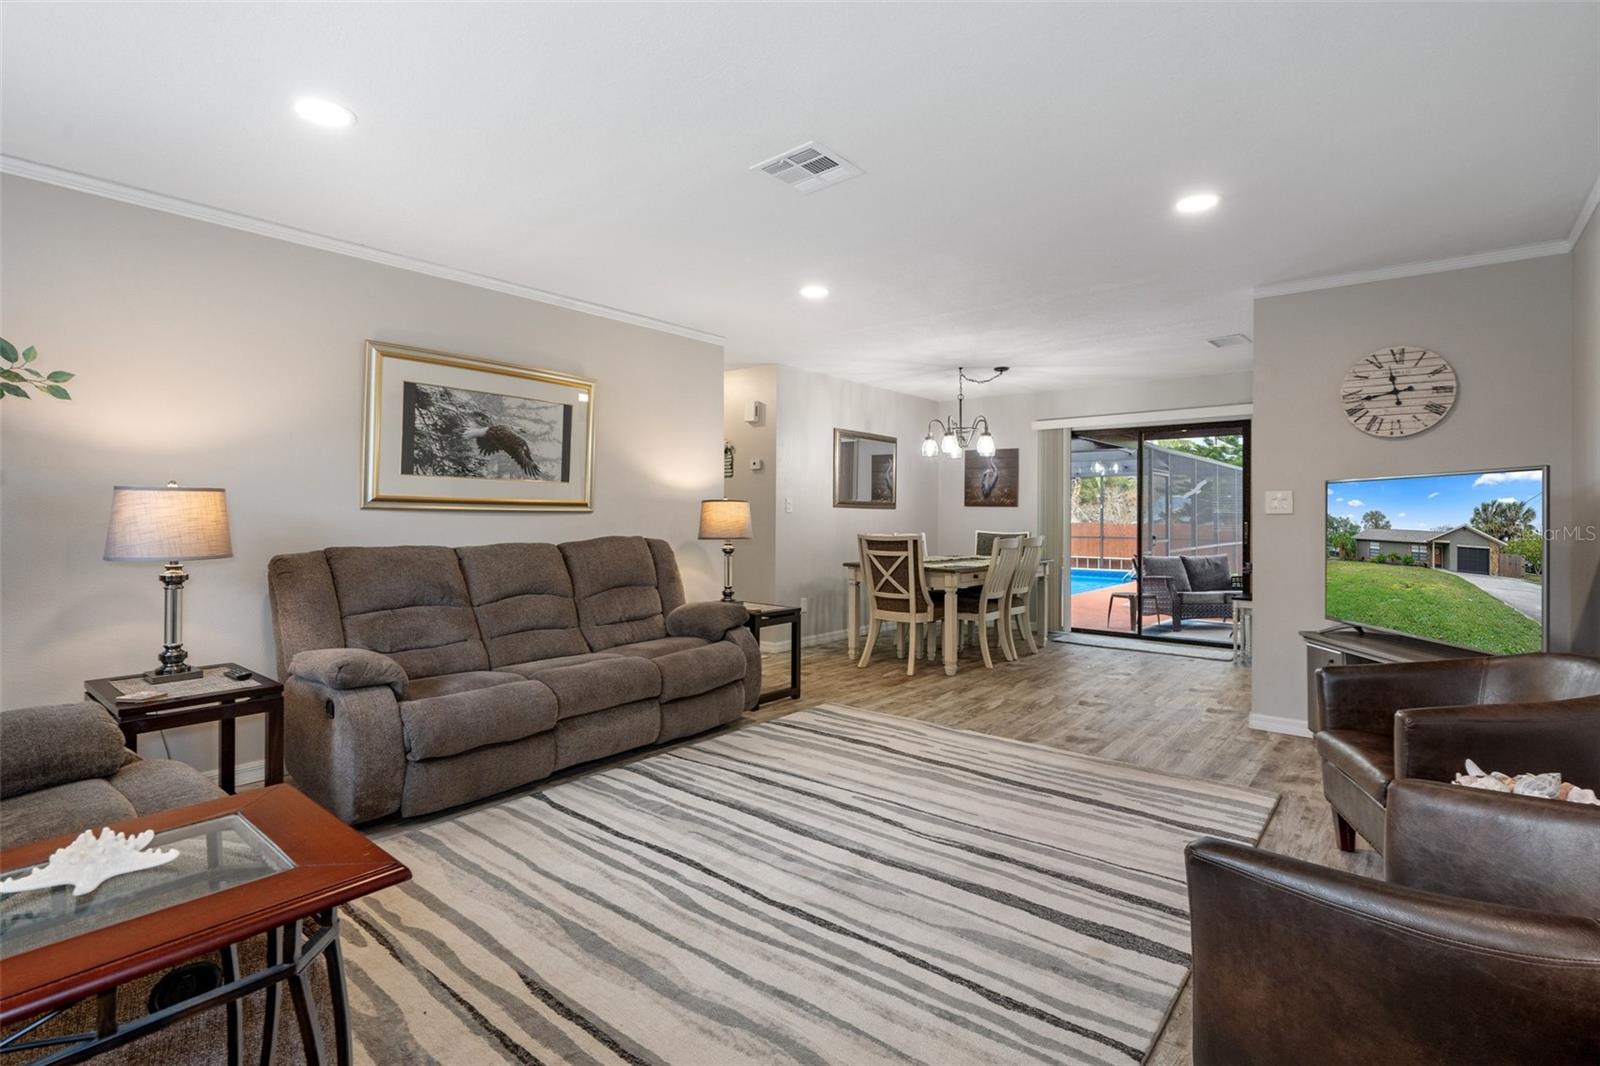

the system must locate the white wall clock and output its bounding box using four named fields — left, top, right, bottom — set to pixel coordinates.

left=1341, top=346, right=1457, bottom=438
